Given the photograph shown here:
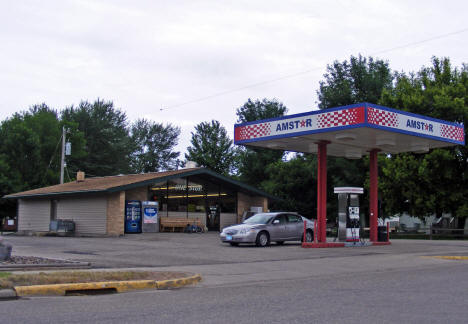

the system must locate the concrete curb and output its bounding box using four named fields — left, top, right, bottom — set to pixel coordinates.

left=0, top=289, right=17, bottom=300
left=12, top=274, right=202, bottom=297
